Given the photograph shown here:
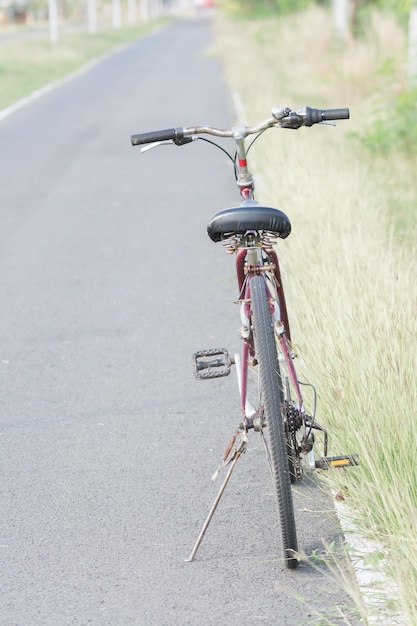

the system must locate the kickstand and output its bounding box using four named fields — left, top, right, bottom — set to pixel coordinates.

left=185, top=429, right=248, bottom=562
